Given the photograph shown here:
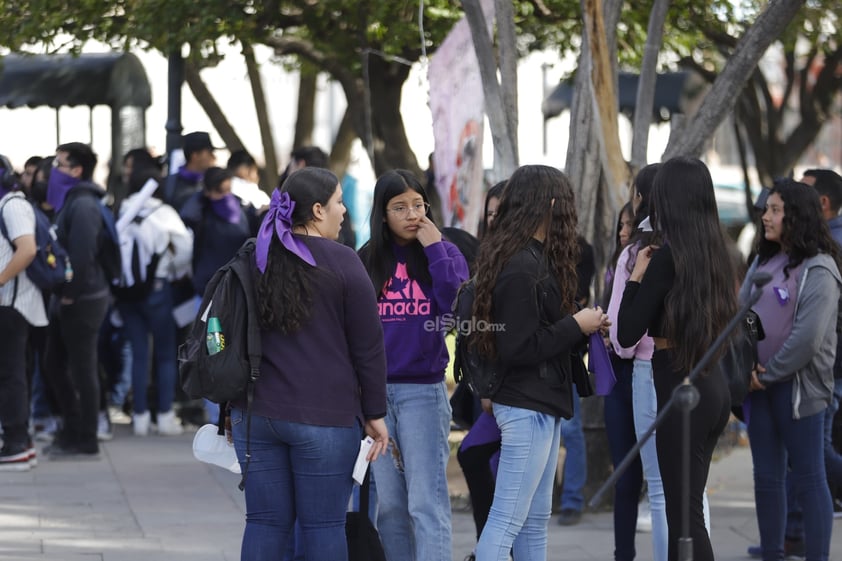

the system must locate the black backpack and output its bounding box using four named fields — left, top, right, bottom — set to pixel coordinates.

left=0, top=194, right=72, bottom=294
left=452, top=277, right=504, bottom=398
left=179, top=238, right=261, bottom=404
left=178, top=238, right=261, bottom=490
